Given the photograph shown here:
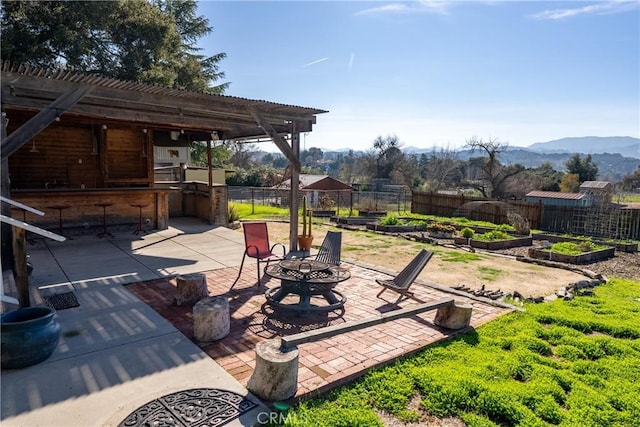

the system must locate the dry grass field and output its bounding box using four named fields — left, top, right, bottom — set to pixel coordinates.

left=242, top=221, right=589, bottom=299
